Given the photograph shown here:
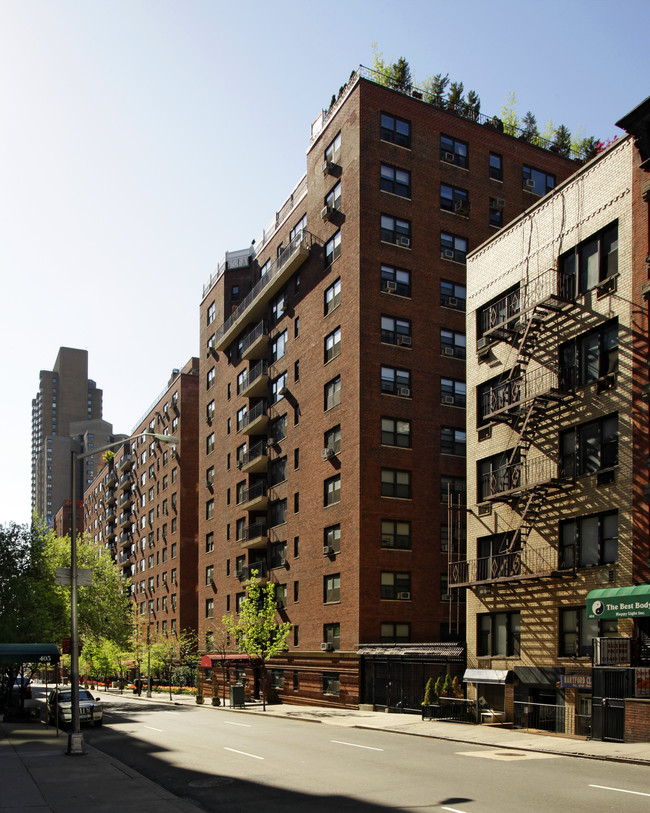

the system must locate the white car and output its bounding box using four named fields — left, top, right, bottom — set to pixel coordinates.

left=47, top=688, right=103, bottom=727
